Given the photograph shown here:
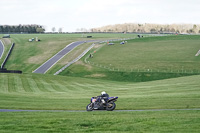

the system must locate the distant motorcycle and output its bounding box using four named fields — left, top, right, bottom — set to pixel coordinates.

left=86, top=96, right=118, bottom=111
